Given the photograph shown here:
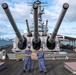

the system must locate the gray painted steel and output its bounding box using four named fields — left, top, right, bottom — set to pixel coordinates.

left=43, top=20, right=48, bottom=35
left=49, top=3, right=69, bottom=43
left=2, top=3, right=24, bottom=43
left=25, top=19, right=32, bottom=36
left=33, top=3, right=39, bottom=43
